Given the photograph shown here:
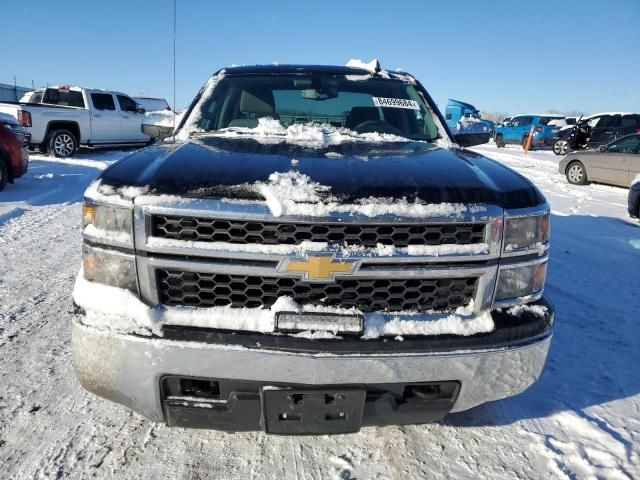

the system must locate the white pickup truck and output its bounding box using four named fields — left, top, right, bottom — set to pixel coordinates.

left=0, top=85, right=151, bottom=158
